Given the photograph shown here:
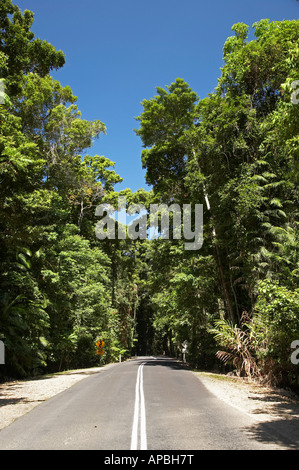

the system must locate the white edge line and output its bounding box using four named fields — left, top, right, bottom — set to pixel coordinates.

left=140, top=364, right=147, bottom=450
left=130, top=365, right=141, bottom=450
left=131, top=362, right=147, bottom=451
